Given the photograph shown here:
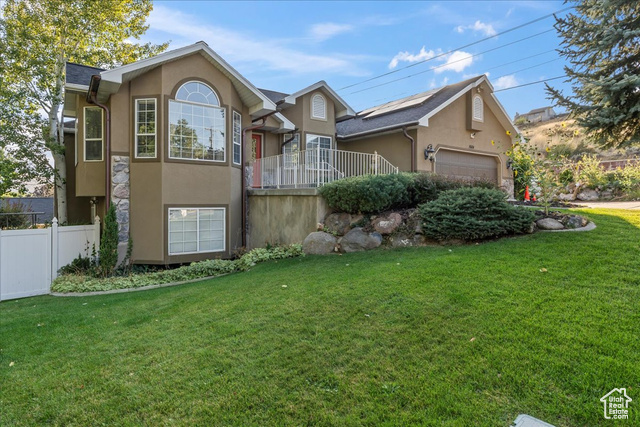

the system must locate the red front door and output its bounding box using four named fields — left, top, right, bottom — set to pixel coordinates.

left=252, top=134, right=262, bottom=188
